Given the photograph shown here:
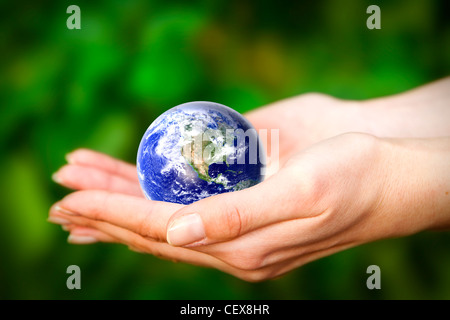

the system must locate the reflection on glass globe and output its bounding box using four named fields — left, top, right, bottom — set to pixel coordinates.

left=137, top=101, right=265, bottom=204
